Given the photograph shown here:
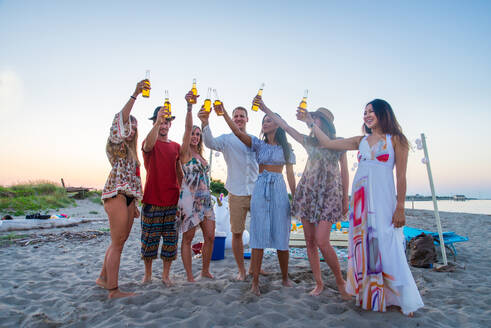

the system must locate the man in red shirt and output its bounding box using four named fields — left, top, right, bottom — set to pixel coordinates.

left=141, top=106, right=182, bottom=286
